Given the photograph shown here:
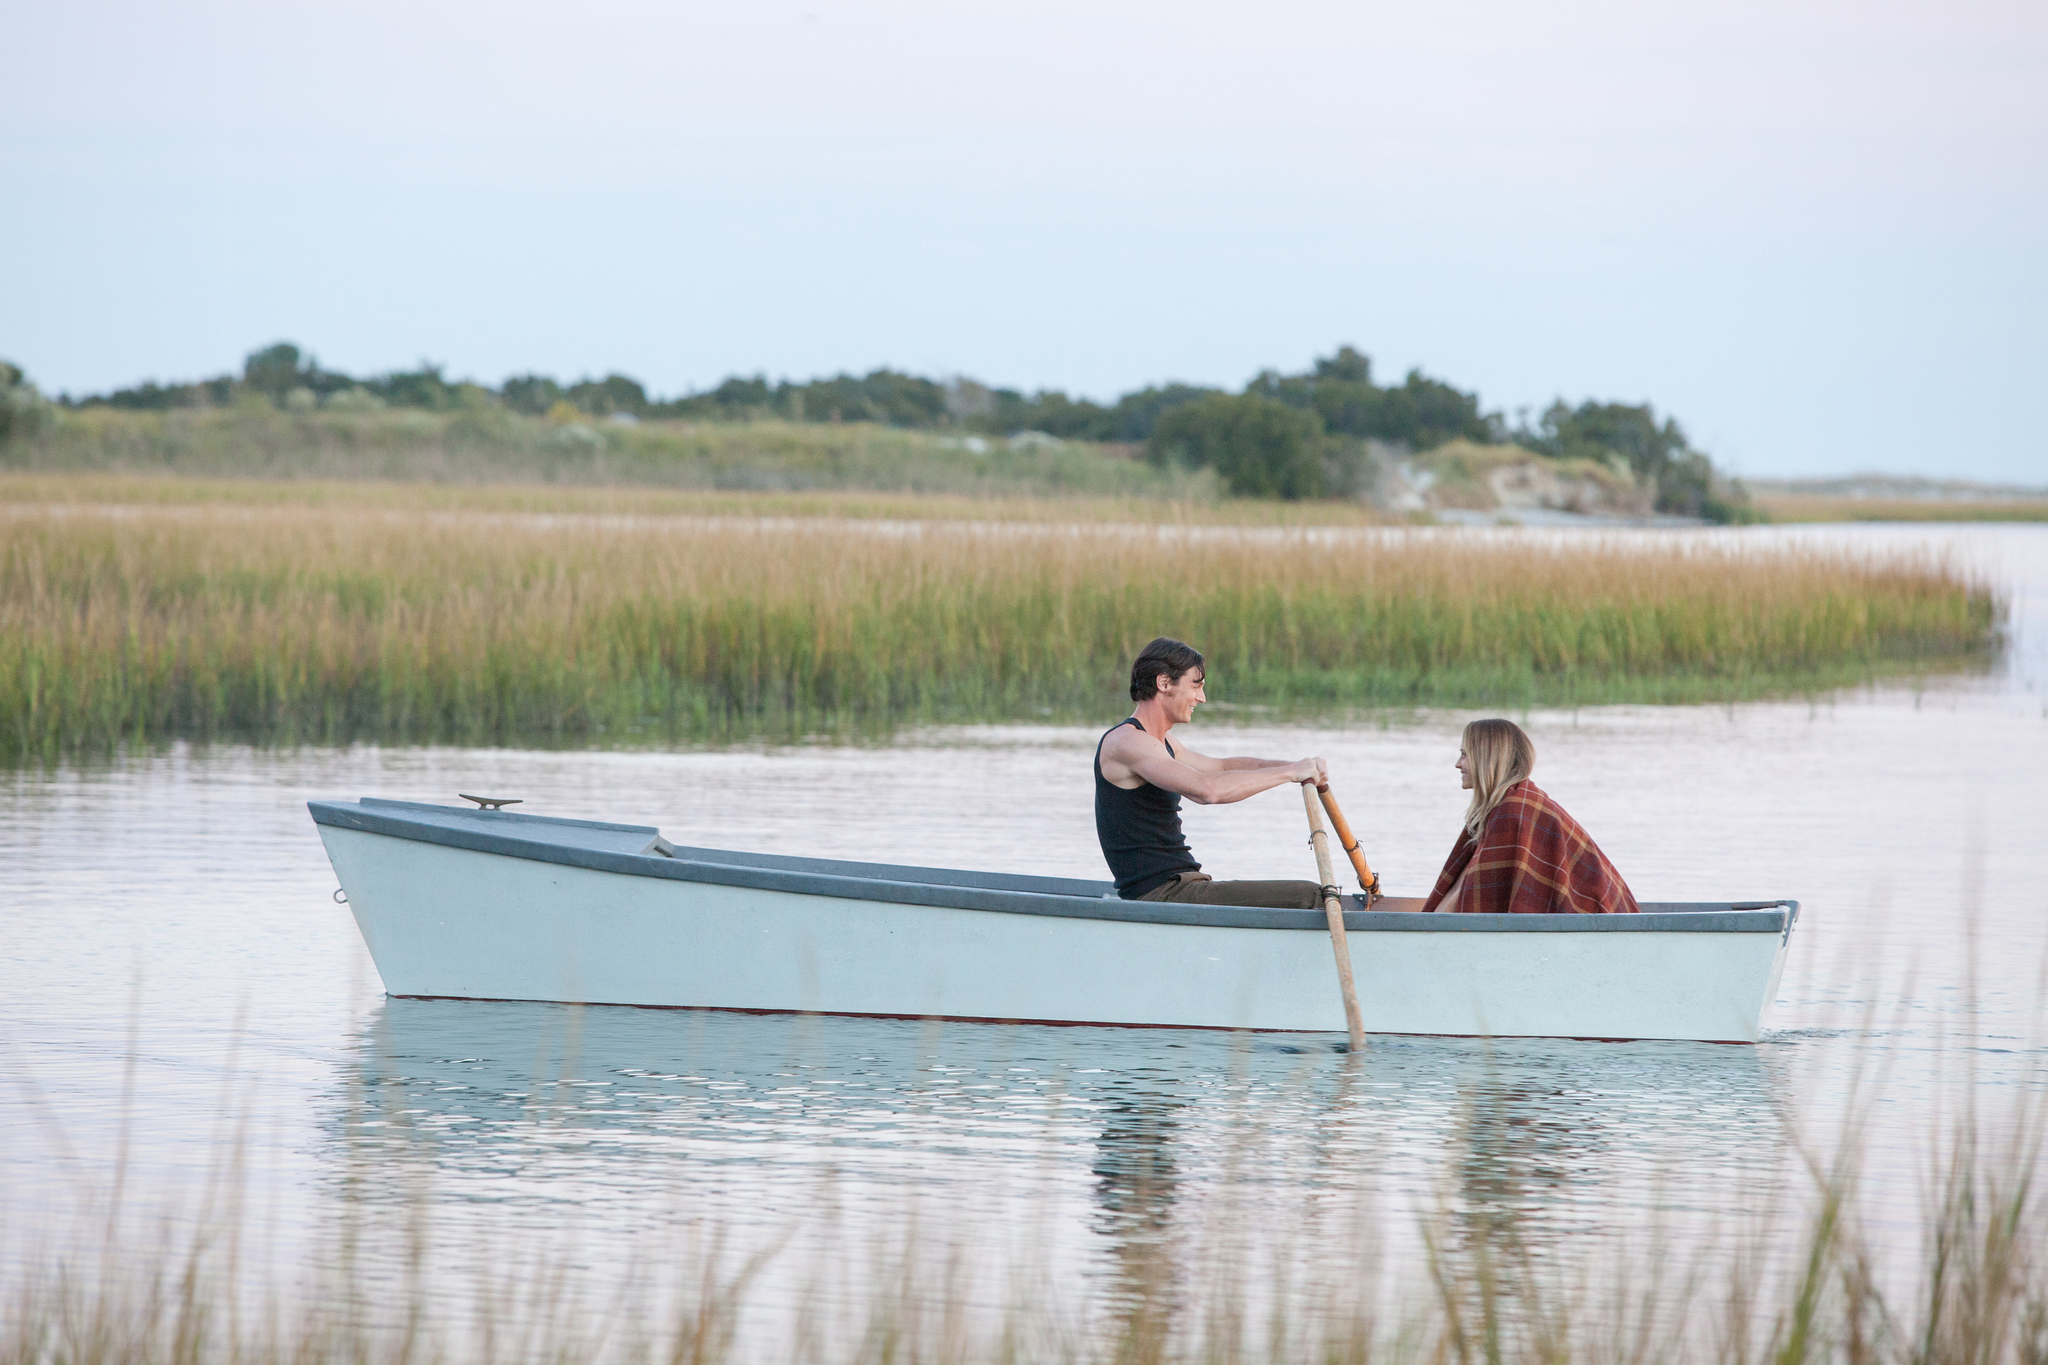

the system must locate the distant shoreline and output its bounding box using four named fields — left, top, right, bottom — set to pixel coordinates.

left=7, top=406, right=2041, bottom=525
left=1747, top=476, right=2048, bottom=524
left=4, top=342, right=1759, bottom=521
